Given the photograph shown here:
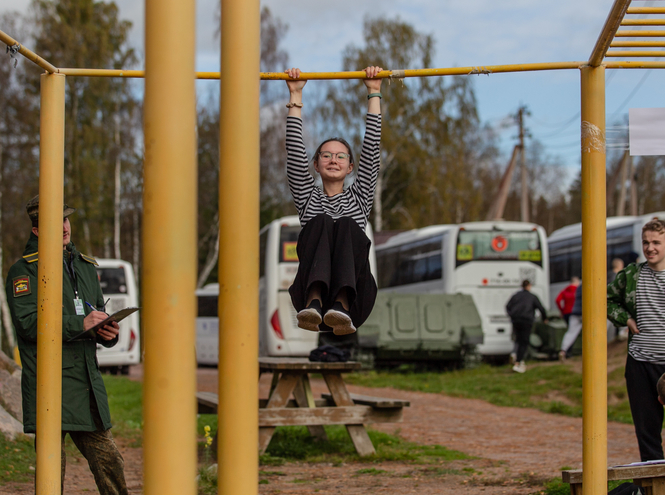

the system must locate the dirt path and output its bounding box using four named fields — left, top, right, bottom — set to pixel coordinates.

left=2, top=351, right=642, bottom=494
